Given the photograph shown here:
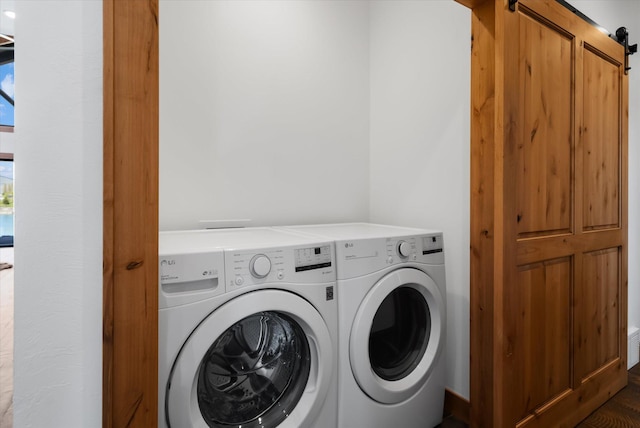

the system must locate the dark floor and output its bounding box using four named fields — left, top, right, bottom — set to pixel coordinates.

left=439, top=364, right=640, bottom=428
left=438, top=415, right=468, bottom=428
